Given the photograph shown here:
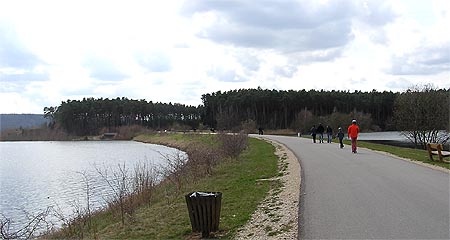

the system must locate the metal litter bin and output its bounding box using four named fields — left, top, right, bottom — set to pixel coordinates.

left=185, top=191, right=222, bottom=237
